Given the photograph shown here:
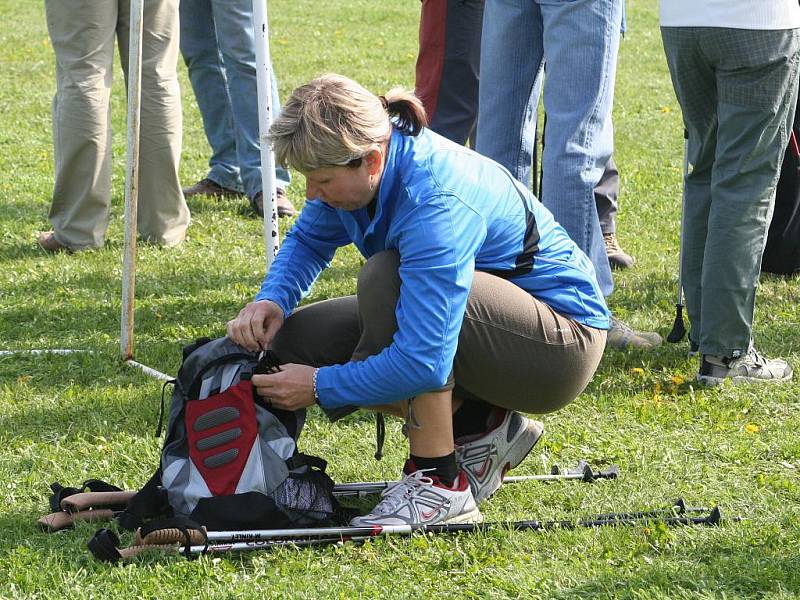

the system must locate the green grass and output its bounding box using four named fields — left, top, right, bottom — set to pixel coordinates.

left=1, top=0, right=799, bottom=597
